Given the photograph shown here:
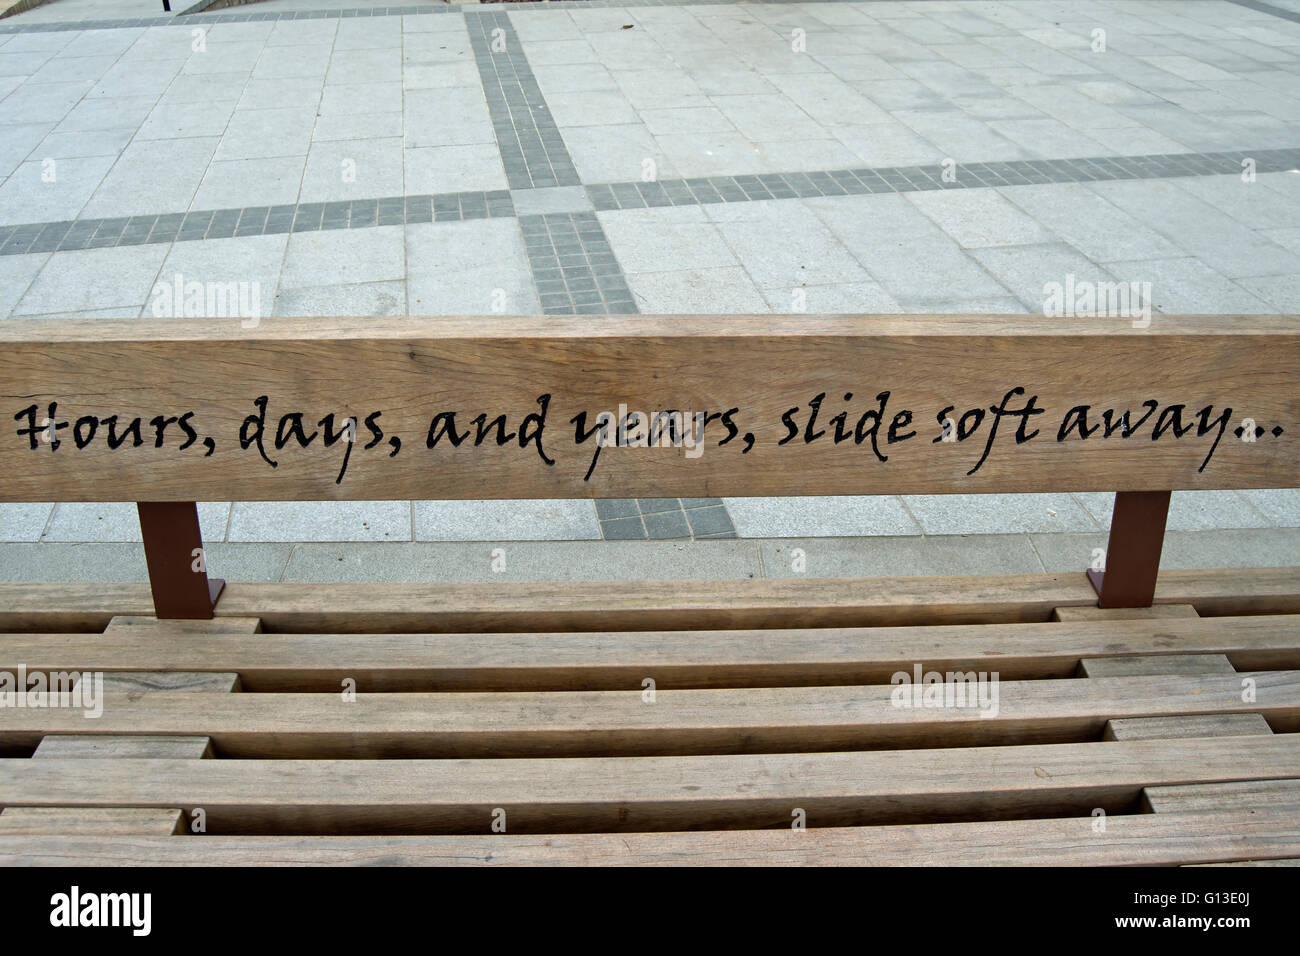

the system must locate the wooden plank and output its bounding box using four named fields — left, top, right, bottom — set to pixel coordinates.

left=4, top=568, right=1295, bottom=633
left=33, top=736, right=214, bottom=759
left=99, top=672, right=241, bottom=693
left=0, top=808, right=183, bottom=836
left=25, top=666, right=234, bottom=758
left=104, top=616, right=262, bottom=634
left=1052, top=604, right=1200, bottom=622
left=1, top=316, right=1295, bottom=502
left=1193, top=859, right=1300, bottom=866
left=1104, top=714, right=1273, bottom=741
left=1, top=673, right=1296, bottom=757
left=1079, top=654, right=1236, bottom=677
left=2, top=615, right=1295, bottom=692
left=2, top=736, right=1297, bottom=834
left=2, top=810, right=1298, bottom=866
left=1143, top=779, right=1300, bottom=814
